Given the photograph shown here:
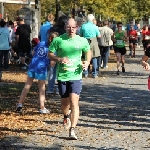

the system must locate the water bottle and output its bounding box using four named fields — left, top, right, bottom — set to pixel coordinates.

left=148, top=76, right=150, bottom=90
